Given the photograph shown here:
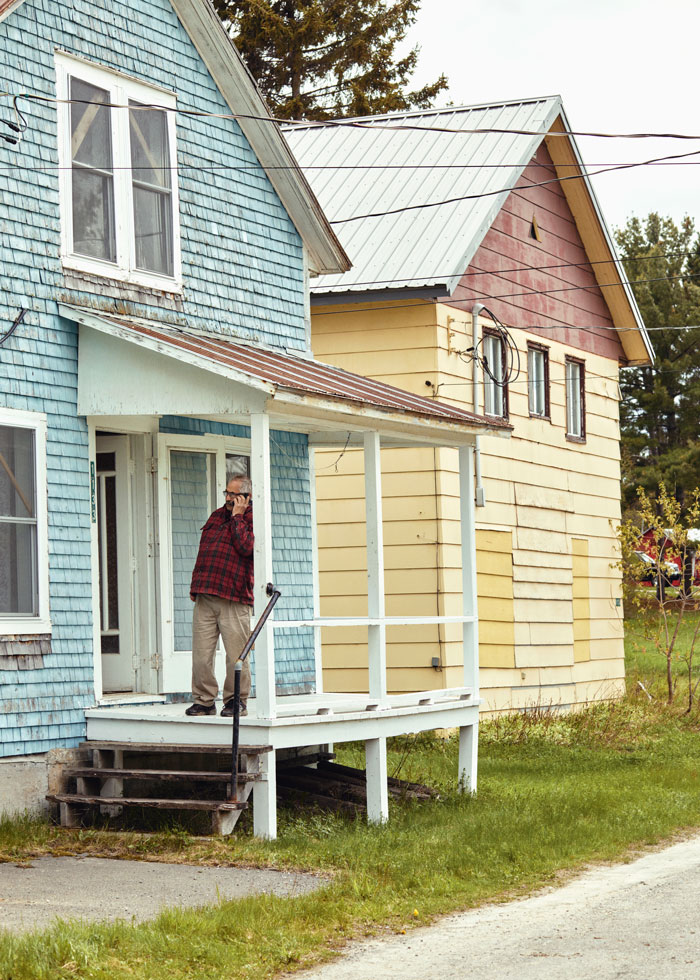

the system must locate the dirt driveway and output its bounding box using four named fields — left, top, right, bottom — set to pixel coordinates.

left=298, top=833, right=700, bottom=980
